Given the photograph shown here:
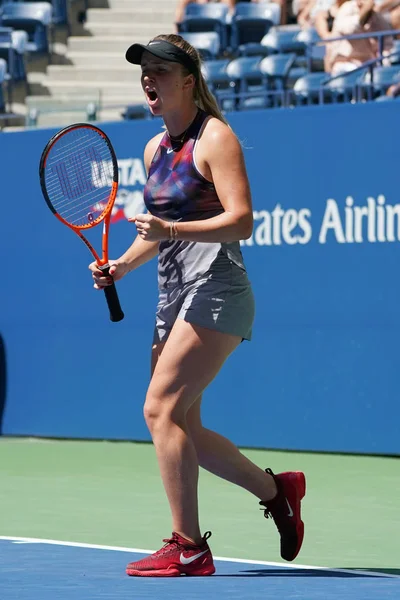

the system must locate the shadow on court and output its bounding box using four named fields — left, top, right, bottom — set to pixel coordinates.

left=339, top=569, right=400, bottom=577
left=215, top=568, right=384, bottom=578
